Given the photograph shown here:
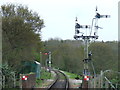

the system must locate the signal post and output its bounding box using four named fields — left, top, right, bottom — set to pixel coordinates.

left=74, top=7, right=110, bottom=88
